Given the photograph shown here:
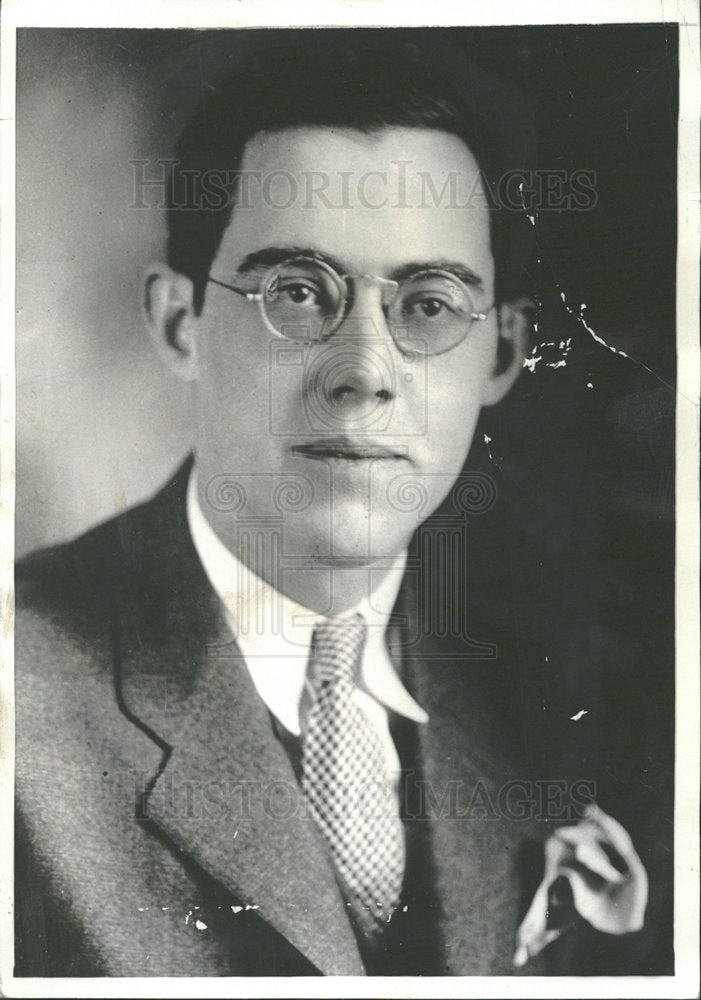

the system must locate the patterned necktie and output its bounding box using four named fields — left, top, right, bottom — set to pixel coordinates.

left=301, top=613, right=405, bottom=937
